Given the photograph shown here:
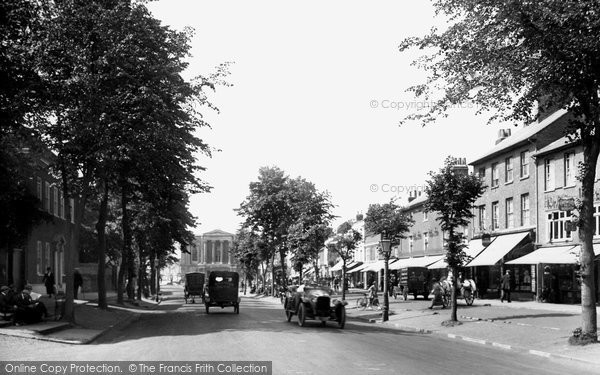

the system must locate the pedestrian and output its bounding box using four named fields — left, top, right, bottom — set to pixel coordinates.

left=74, top=268, right=83, bottom=299
left=42, top=267, right=55, bottom=298
left=500, top=269, right=512, bottom=303
left=429, top=278, right=445, bottom=309
left=366, top=282, right=379, bottom=310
